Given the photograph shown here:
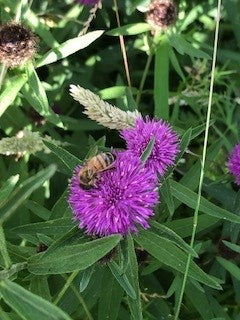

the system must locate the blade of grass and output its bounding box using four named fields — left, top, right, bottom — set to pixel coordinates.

left=113, top=0, right=132, bottom=88
left=0, top=226, right=11, bottom=269
left=174, top=1, right=222, bottom=319
left=136, top=51, right=153, bottom=106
